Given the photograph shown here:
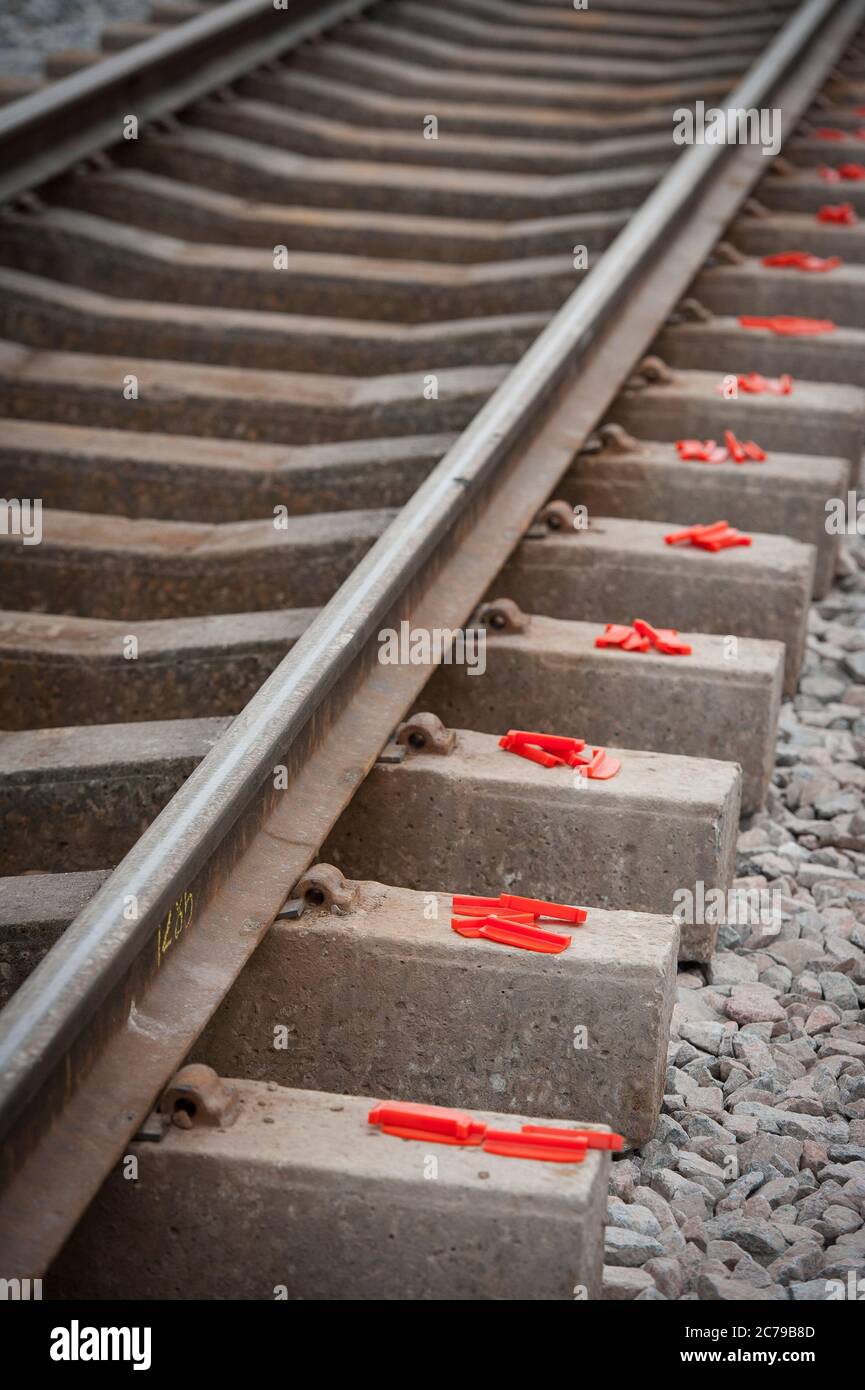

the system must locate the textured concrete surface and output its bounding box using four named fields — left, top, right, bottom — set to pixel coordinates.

left=656, top=315, right=865, bottom=395
left=495, top=516, right=815, bottom=695
left=0, top=869, right=108, bottom=1007
left=49, top=1082, right=611, bottom=1300
left=611, top=369, right=864, bottom=468
left=0, top=504, right=391, bottom=619
left=322, top=729, right=741, bottom=961
left=0, top=716, right=228, bottom=873
left=562, top=439, right=844, bottom=597
left=195, top=880, right=677, bottom=1144
left=421, top=614, right=783, bottom=815
left=0, top=608, right=313, bottom=729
